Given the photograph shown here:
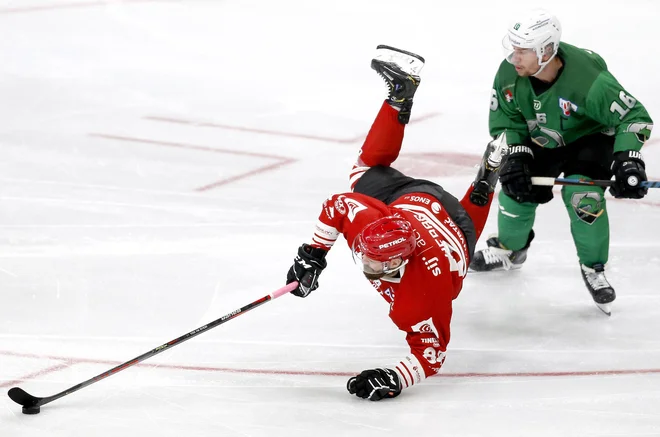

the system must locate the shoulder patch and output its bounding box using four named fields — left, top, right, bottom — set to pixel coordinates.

left=334, top=198, right=346, bottom=215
